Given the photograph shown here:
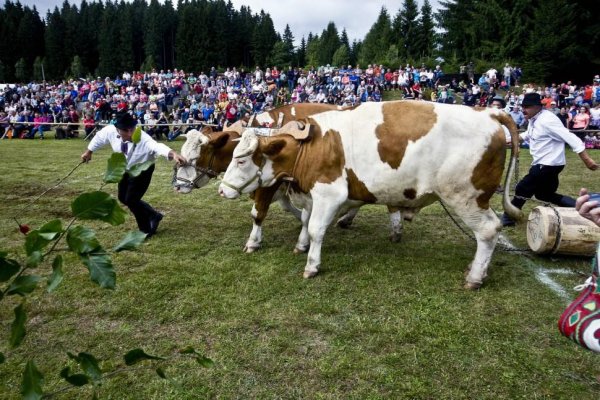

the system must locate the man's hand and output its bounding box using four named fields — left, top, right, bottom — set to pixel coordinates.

left=81, top=149, right=93, bottom=163
left=169, top=151, right=187, bottom=166
left=575, top=188, right=600, bottom=227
